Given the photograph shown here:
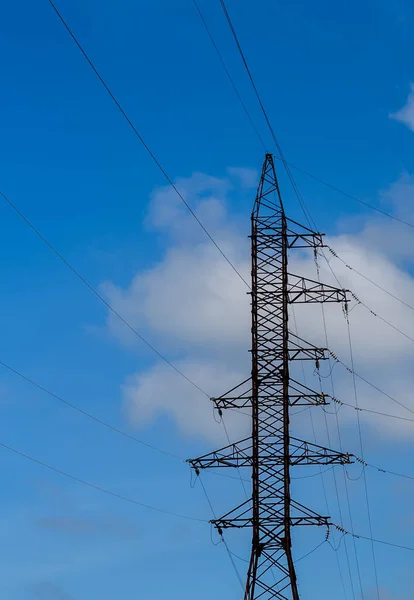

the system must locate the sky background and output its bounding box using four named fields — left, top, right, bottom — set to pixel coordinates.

left=0, top=0, right=414, bottom=598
